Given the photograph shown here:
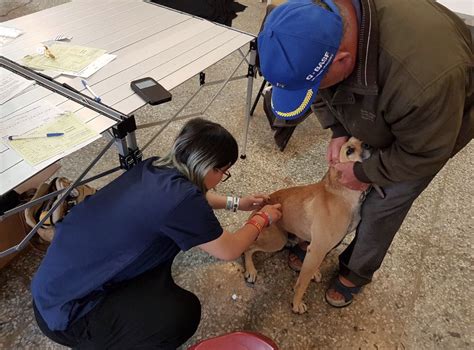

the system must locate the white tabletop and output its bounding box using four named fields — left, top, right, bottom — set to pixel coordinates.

left=0, top=0, right=254, bottom=195
left=438, top=0, right=473, bottom=16
left=438, top=0, right=474, bottom=24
